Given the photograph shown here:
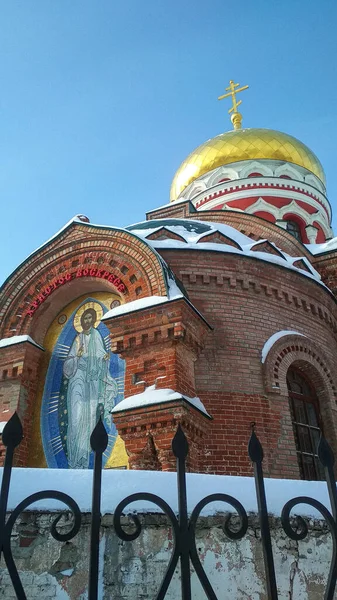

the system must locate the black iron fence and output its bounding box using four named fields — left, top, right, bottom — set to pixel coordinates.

left=0, top=413, right=337, bottom=599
